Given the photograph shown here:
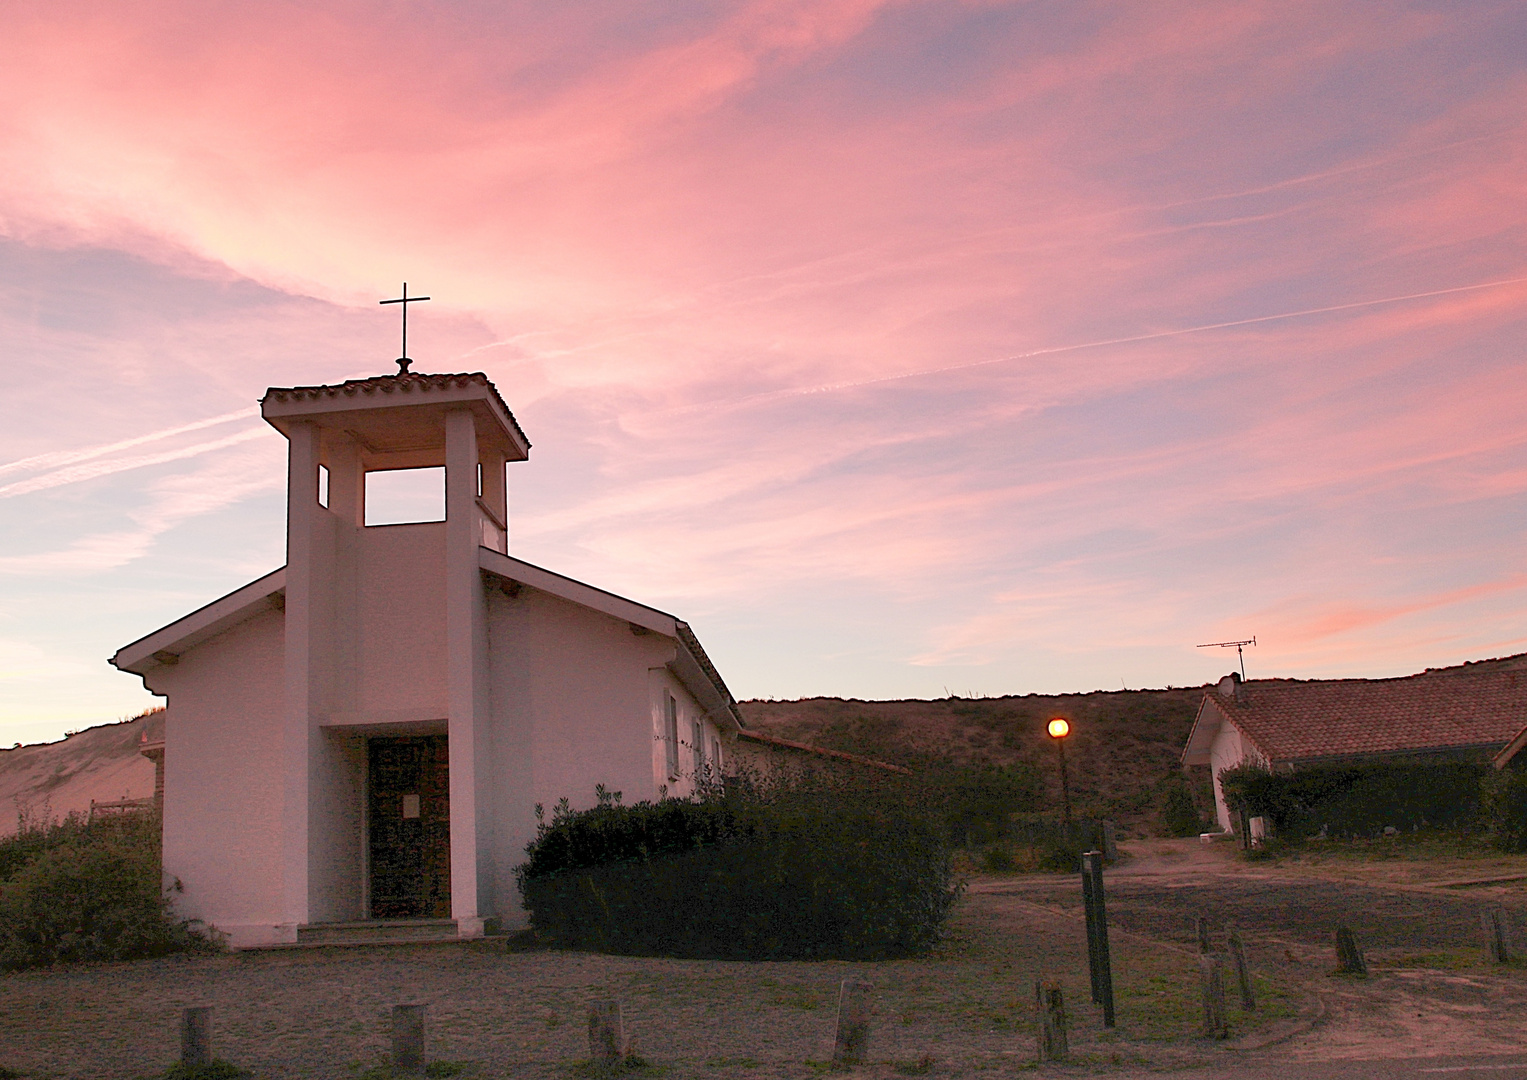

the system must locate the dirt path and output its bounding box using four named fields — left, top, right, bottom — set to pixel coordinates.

left=974, top=838, right=1527, bottom=1064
